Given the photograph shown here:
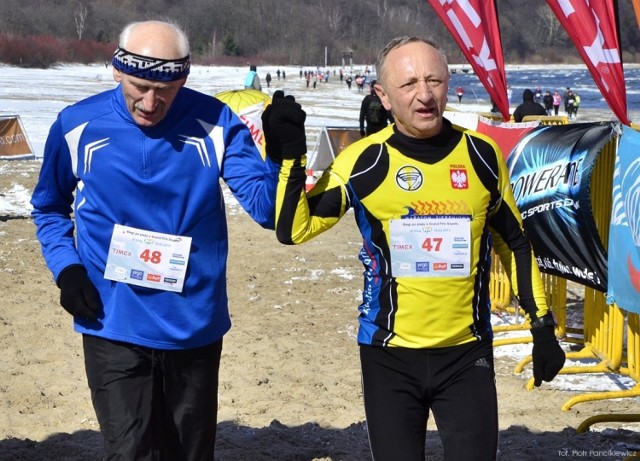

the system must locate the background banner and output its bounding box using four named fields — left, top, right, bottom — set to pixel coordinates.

left=0, top=116, right=34, bottom=160
left=546, top=0, right=629, bottom=125
left=506, top=122, right=613, bottom=291
left=607, top=125, right=640, bottom=313
left=426, top=0, right=510, bottom=121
